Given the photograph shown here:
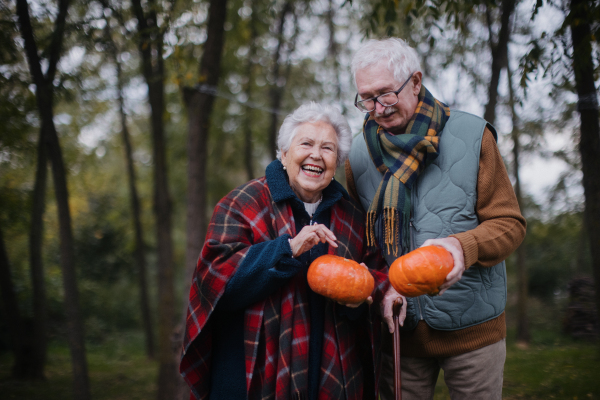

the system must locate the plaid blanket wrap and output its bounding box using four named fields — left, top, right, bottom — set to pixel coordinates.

left=364, top=85, right=450, bottom=257
left=180, top=176, right=389, bottom=400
